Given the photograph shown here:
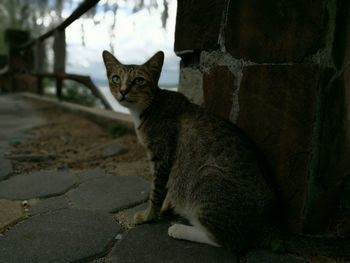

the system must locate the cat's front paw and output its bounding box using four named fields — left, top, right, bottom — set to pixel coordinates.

left=168, top=224, right=184, bottom=239
left=133, top=208, right=157, bottom=225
